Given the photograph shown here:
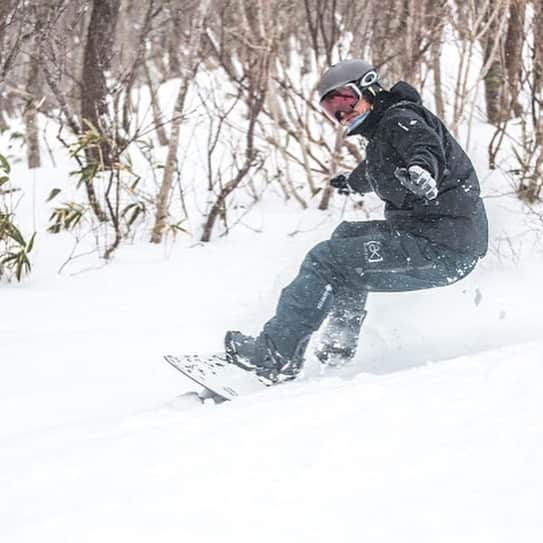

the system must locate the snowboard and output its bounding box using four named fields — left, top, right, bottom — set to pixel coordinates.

left=163, top=353, right=269, bottom=401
